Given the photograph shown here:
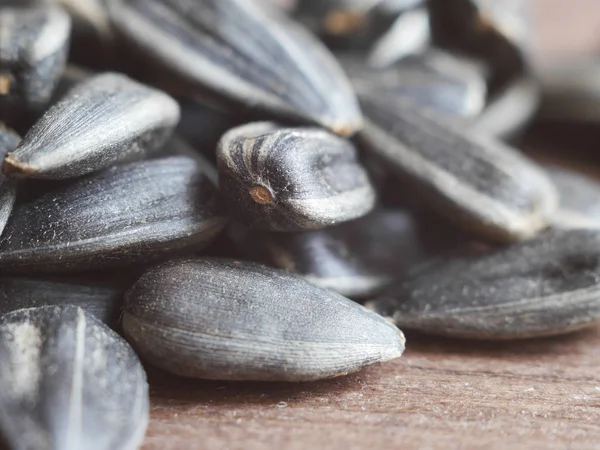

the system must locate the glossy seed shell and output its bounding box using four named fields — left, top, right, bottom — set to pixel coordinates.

left=0, top=156, right=227, bottom=272
left=106, top=0, right=362, bottom=136
left=0, top=305, right=148, bottom=450
left=0, top=5, right=71, bottom=107
left=123, top=258, right=405, bottom=381
left=230, top=208, right=427, bottom=298
left=3, top=72, right=181, bottom=179
left=371, top=229, right=600, bottom=339
left=358, top=93, right=558, bottom=242
left=218, top=122, right=376, bottom=231
left=0, top=277, right=125, bottom=324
